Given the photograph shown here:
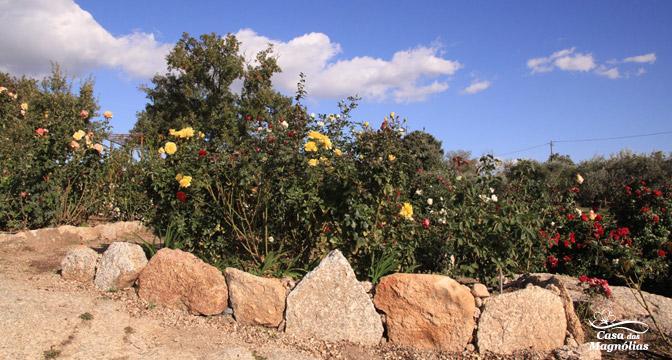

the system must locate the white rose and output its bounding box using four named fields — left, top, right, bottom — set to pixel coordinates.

left=427, top=198, right=433, bottom=206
